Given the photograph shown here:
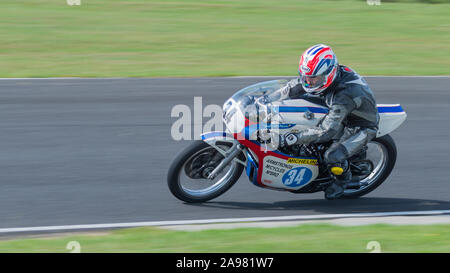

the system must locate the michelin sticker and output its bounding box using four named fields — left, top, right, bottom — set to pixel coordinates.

left=287, top=158, right=318, bottom=165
